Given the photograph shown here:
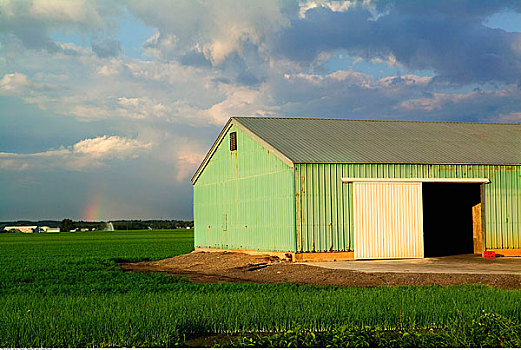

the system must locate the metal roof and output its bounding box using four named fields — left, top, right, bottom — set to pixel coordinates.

left=233, top=117, right=521, bottom=165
